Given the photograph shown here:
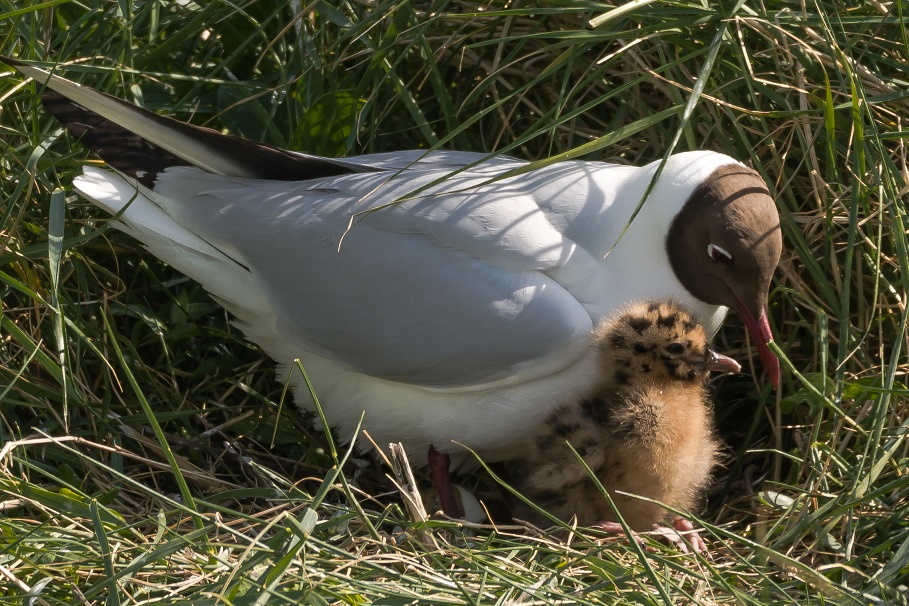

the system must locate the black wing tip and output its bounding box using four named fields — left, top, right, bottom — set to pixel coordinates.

left=9, top=55, right=386, bottom=182
left=41, top=89, right=187, bottom=188
left=0, top=54, right=26, bottom=68
left=2, top=56, right=174, bottom=187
